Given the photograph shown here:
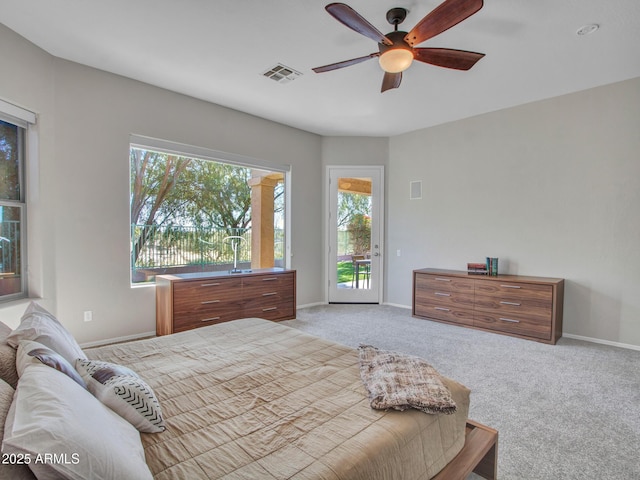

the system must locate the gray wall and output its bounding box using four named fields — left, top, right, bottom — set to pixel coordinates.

left=386, top=77, right=640, bottom=347
left=0, top=23, right=323, bottom=343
